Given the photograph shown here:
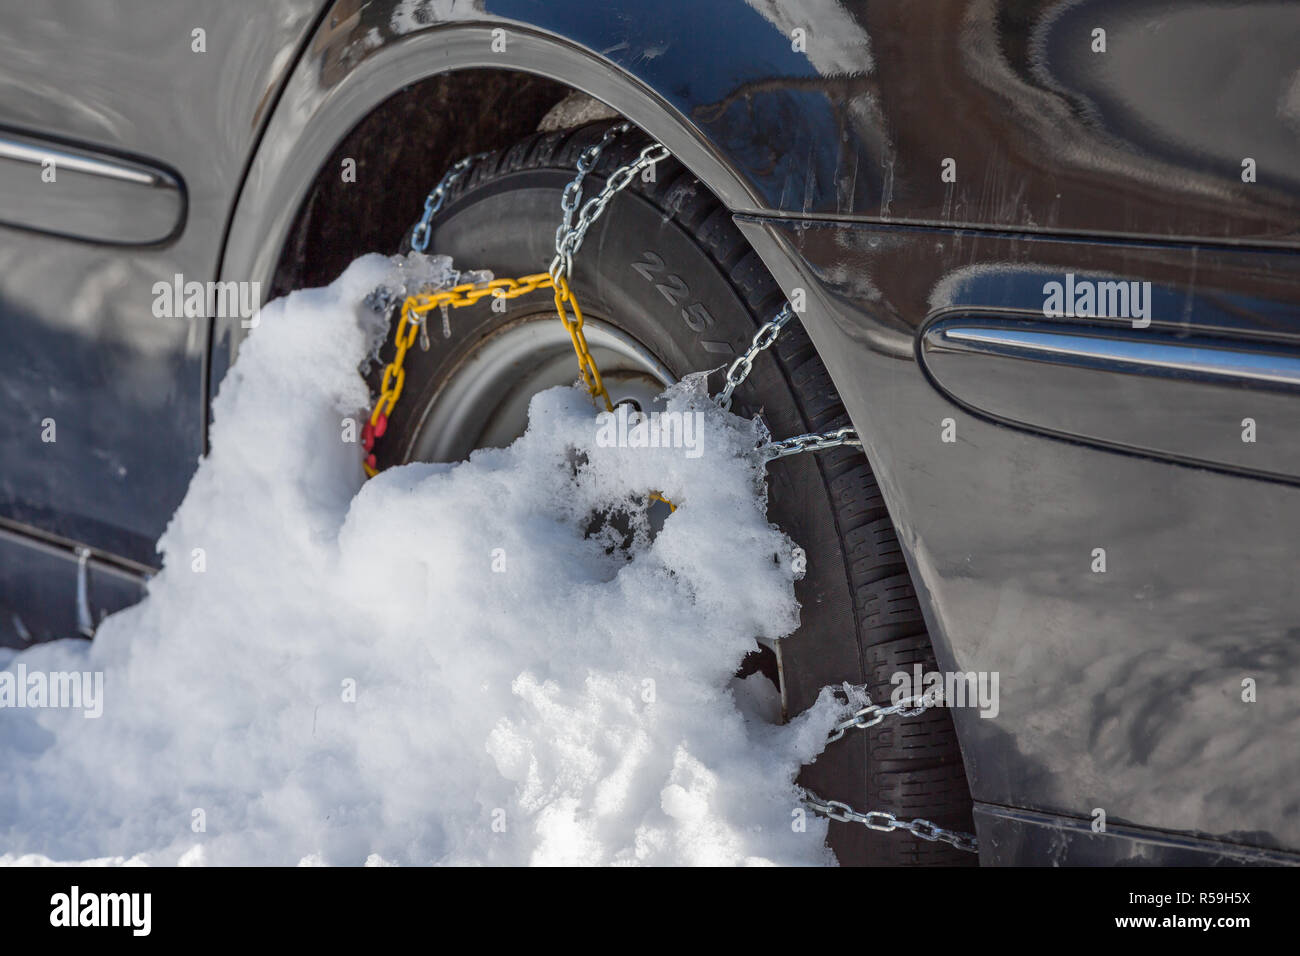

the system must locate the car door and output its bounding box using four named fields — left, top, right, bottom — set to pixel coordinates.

left=0, top=0, right=324, bottom=645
